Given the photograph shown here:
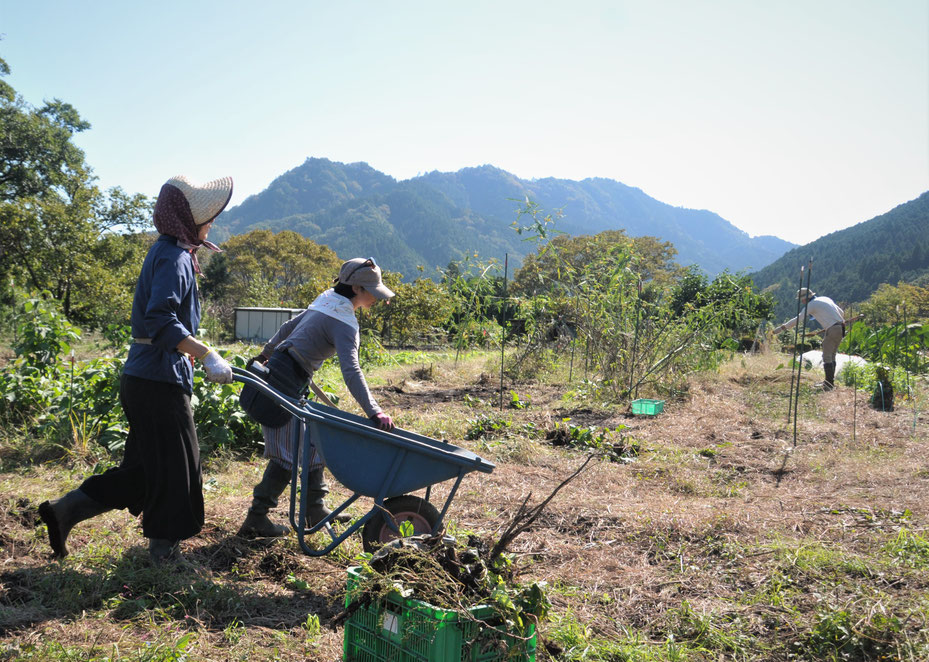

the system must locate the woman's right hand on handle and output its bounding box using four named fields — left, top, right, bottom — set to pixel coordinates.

left=371, top=412, right=394, bottom=431
left=177, top=336, right=233, bottom=384
left=202, top=349, right=233, bottom=383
